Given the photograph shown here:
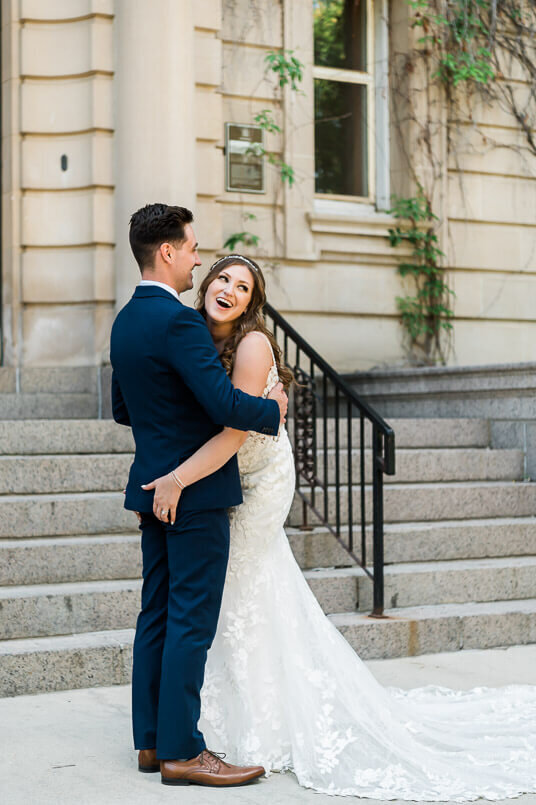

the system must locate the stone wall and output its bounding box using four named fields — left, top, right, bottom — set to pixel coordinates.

left=1, top=0, right=535, bottom=372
